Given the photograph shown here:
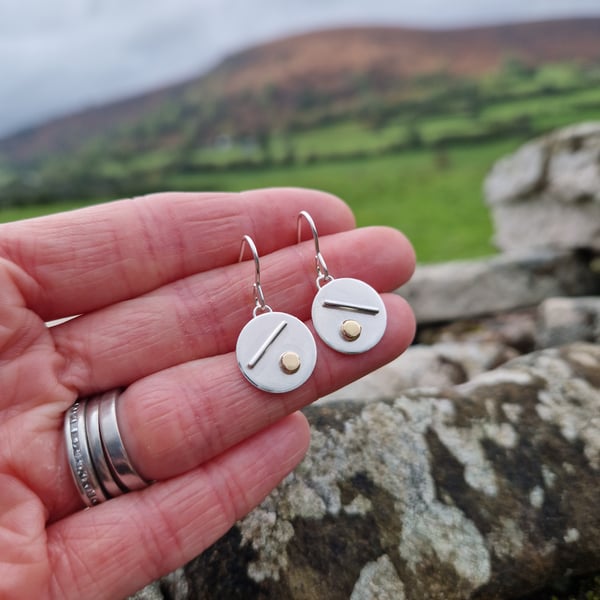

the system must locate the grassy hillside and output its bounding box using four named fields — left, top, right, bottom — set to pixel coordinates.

left=0, top=19, right=599, bottom=263
left=1, top=18, right=599, bottom=166
left=166, top=139, right=520, bottom=263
